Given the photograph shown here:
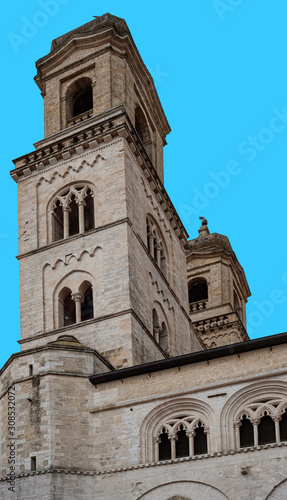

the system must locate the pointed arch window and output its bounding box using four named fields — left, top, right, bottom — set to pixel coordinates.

left=258, top=412, right=276, bottom=445
left=235, top=398, right=287, bottom=449
left=239, top=415, right=254, bottom=448
left=50, top=184, right=95, bottom=242
left=158, top=428, right=171, bottom=461
left=155, top=416, right=209, bottom=462
left=146, top=216, right=167, bottom=276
